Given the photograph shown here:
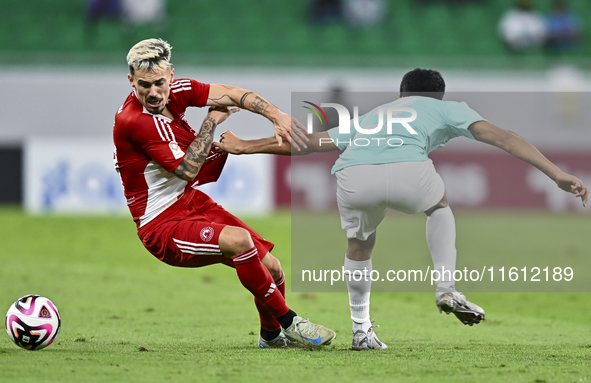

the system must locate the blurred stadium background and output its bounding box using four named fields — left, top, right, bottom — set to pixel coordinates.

left=1, top=0, right=590, bottom=215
